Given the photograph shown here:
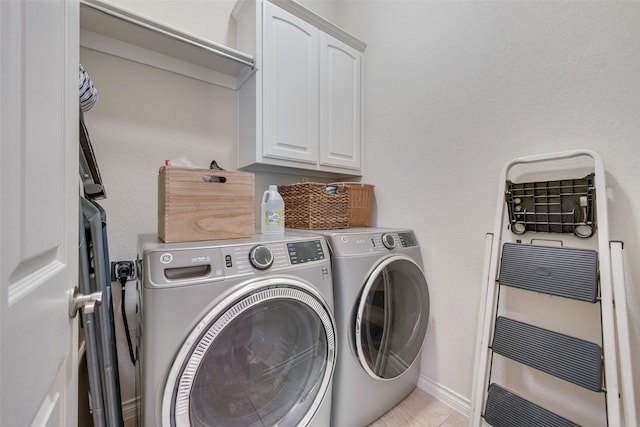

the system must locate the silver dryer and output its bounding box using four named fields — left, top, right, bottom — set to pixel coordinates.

left=308, top=227, right=430, bottom=426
